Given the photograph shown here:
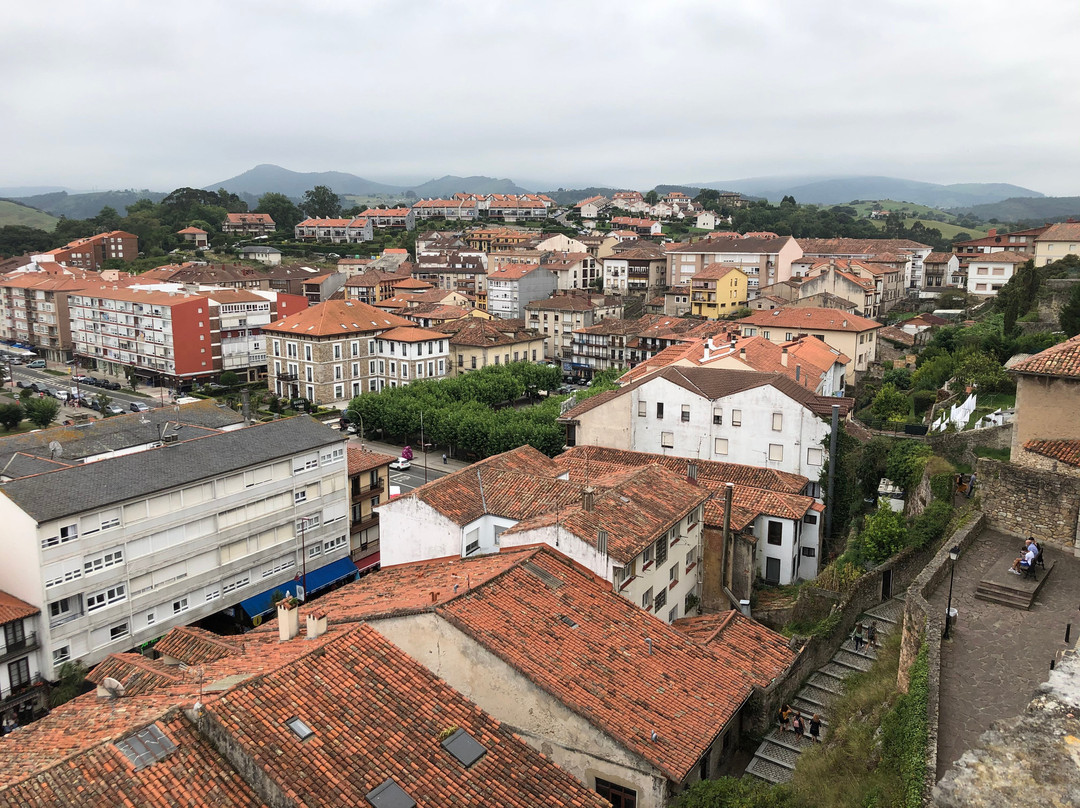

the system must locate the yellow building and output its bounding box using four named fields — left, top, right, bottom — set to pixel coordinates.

left=690, top=264, right=749, bottom=319
left=1033, top=222, right=1080, bottom=267
left=435, top=318, right=547, bottom=375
